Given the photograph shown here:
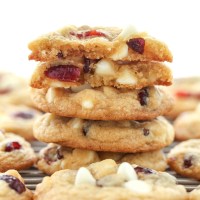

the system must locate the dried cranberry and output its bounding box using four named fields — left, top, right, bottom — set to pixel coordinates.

left=127, top=38, right=145, bottom=54
left=44, top=146, right=64, bottom=165
left=45, top=65, right=81, bottom=82
left=83, top=58, right=91, bottom=73
left=0, top=88, right=11, bottom=95
left=183, top=156, right=193, bottom=168
left=0, top=175, right=26, bottom=194
left=176, top=91, right=200, bottom=99
left=138, top=88, right=149, bottom=106
left=134, top=166, right=154, bottom=174
left=70, top=30, right=106, bottom=39
left=12, top=111, right=34, bottom=119
left=143, top=128, right=150, bottom=136
left=57, top=51, right=64, bottom=59
left=5, top=142, right=21, bottom=152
